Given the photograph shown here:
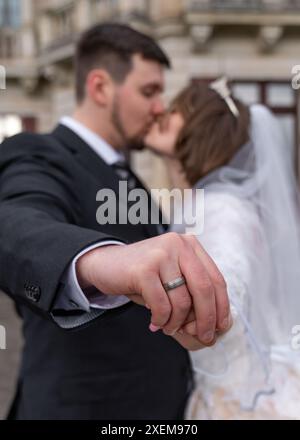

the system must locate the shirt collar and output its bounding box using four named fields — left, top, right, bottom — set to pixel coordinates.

left=60, top=116, right=124, bottom=165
